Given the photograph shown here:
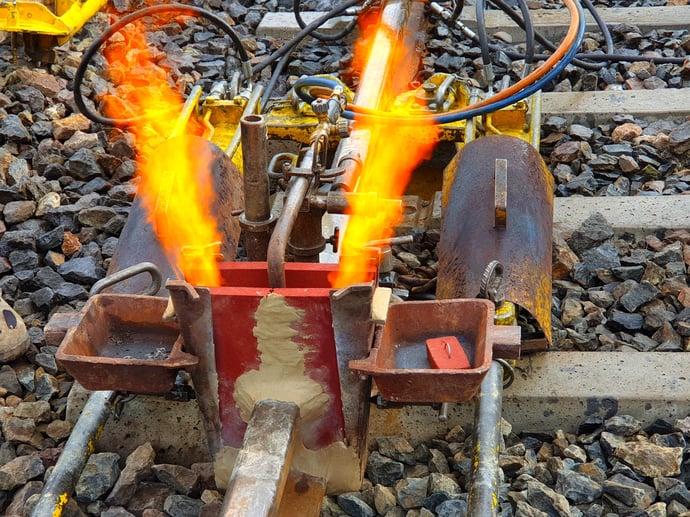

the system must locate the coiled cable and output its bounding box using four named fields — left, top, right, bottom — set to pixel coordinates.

left=294, top=0, right=586, bottom=124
